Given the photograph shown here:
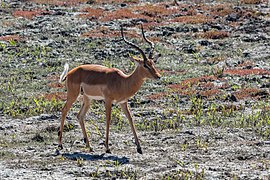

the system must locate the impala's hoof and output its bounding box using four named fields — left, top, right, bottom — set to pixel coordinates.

left=106, top=149, right=111, bottom=154
left=89, top=147, right=94, bottom=152
left=137, top=147, right=143, bottom=154
left=55, top=149, right=61, bottom=156
left=58, top=144, right=63, bottom=150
